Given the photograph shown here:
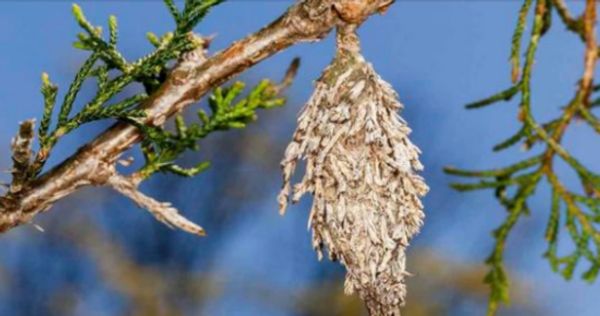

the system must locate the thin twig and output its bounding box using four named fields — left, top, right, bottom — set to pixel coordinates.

left=580, top=0, right=598, bottom=105
left=107, top=173, right=205, bottom=236
left=551, top=0, right=583, bottom=35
